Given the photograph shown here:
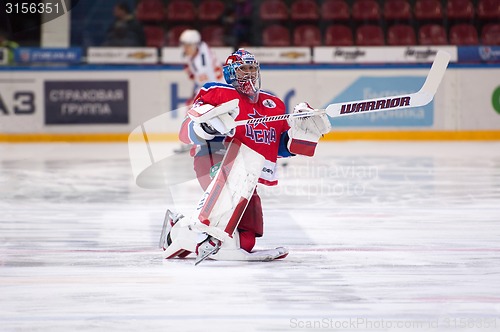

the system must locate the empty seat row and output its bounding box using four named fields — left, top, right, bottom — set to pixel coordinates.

left=136, top=0, right=225, bottom=22
left=262, top=23, right=500, bottom=46
left=259, top=0, right=500, bottom=22
left=144, top=22, right=500, bottom=48
left=137, top=0, right=500, bottom=23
